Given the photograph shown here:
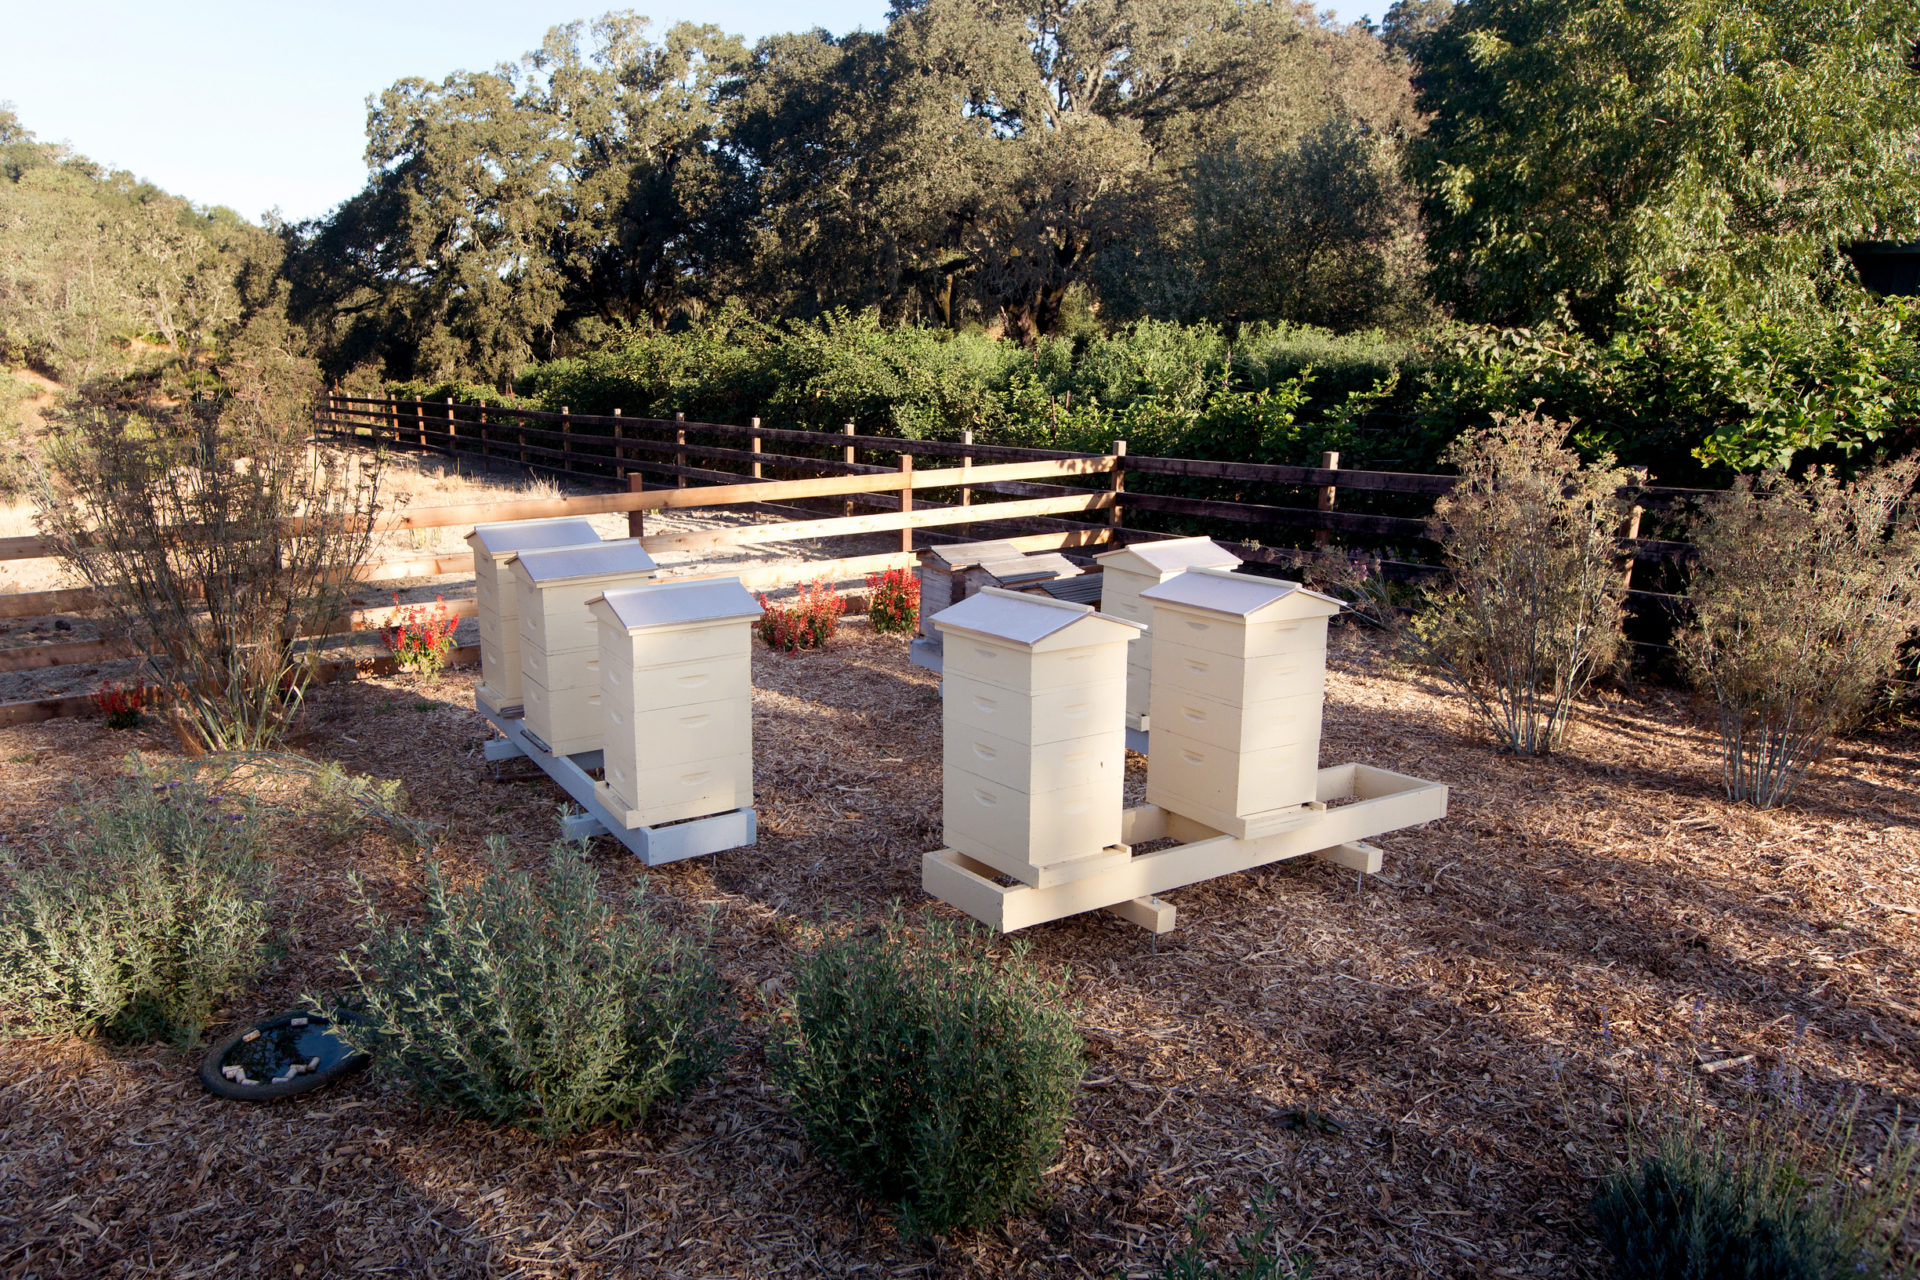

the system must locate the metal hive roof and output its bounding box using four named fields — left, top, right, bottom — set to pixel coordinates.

left=593, top=578, right=763, bottom=630
left=1139, top=567, right=1342, bottom=619
left=466, top=517, right=603, bottom=556
left=1095, top=536, right=1238, bottom=576
left=512, top=539, right=657, bottom=584
left=933, top=586, right=1141, bottom=649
